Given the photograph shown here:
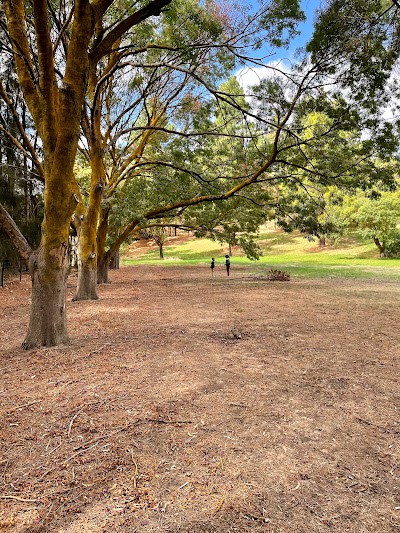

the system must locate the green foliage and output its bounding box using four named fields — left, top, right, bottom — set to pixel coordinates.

left=308, top=0, right=398, bottom=99
left=332, top=190, right=400, bottom=257
left=307, top=0, right=400, bottom=157
left=257, top=0, right=305, bottom=48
